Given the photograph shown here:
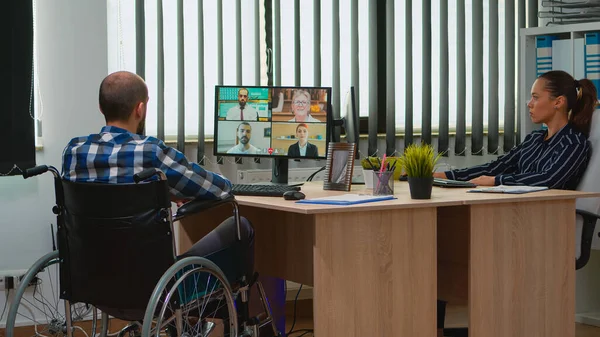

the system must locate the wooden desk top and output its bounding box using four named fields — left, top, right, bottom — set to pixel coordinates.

left=234, top=182, right=600, bottom=214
